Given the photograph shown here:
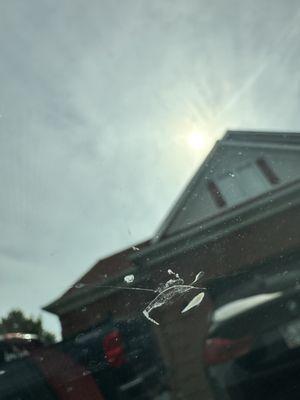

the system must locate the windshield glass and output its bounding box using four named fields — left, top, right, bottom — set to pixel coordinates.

left=1, top=2, right=300, bottom=400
